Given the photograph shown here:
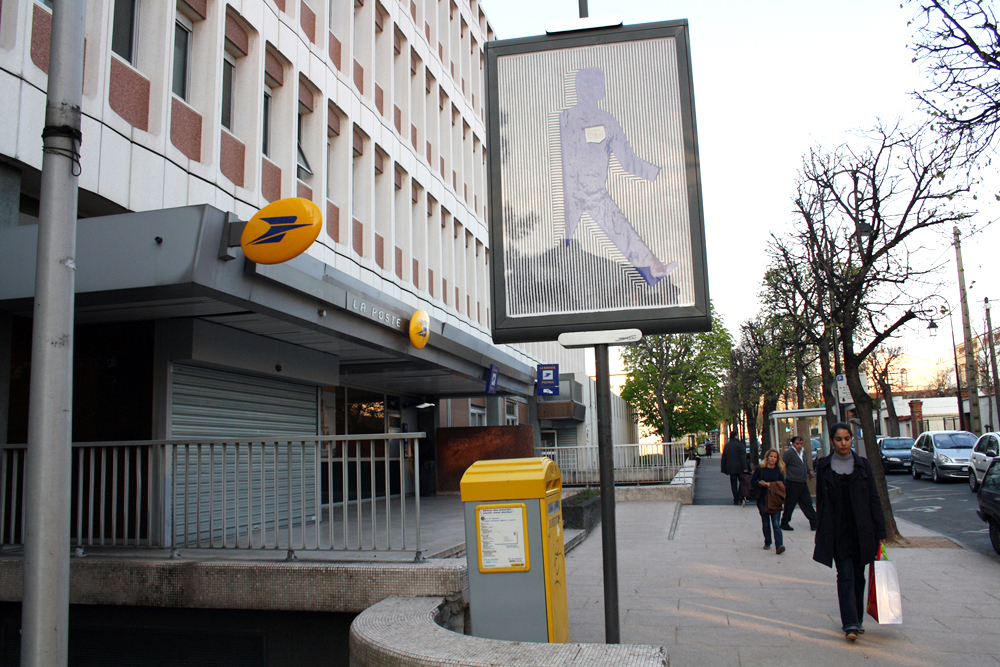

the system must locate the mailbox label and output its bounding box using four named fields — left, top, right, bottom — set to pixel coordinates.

left=476, top=504, right=530, bottom=573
